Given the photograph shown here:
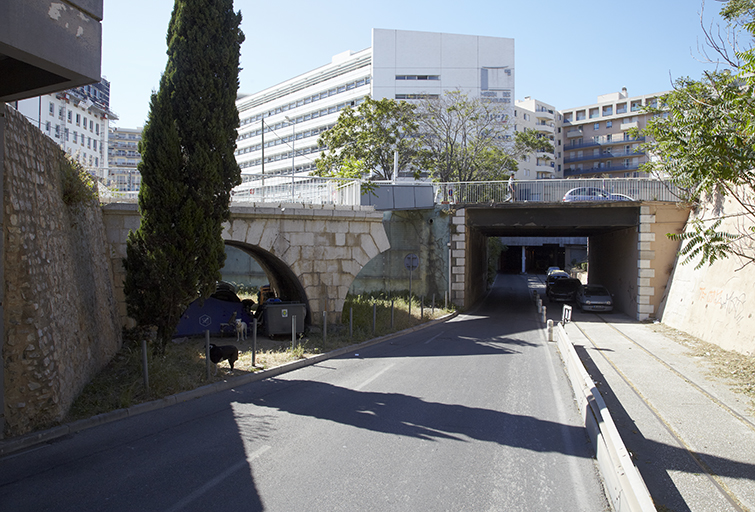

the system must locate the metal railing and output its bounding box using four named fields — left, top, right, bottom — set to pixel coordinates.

left=231, top=175, right=362, bottom=206
left=432, top=178, right=687, bottom=204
